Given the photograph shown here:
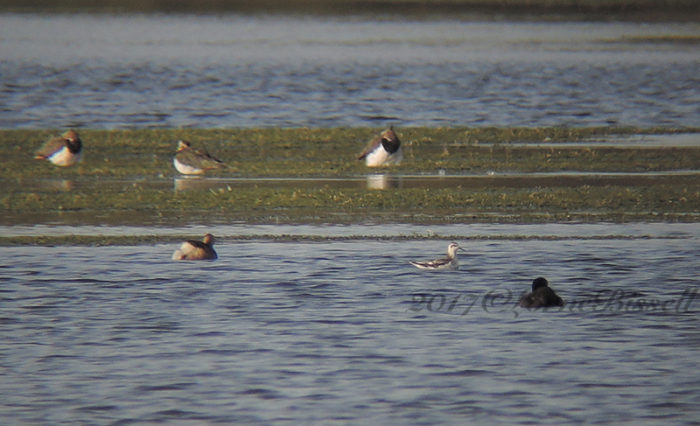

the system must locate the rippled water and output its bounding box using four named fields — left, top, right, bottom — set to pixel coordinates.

left=1, top=224, right=698, bottom=423
left=1, top=14, right=699, bottom=128
left=2, top=11, right=699, bottom=424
